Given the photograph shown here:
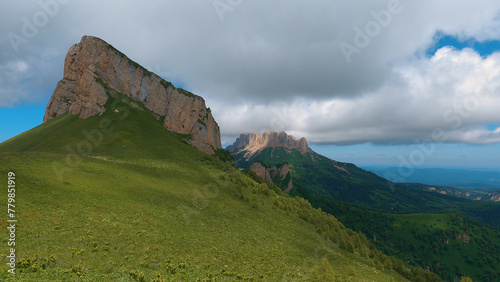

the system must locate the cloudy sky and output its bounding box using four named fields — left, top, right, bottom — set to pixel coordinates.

left=1, top=0, right=500, bottom=170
